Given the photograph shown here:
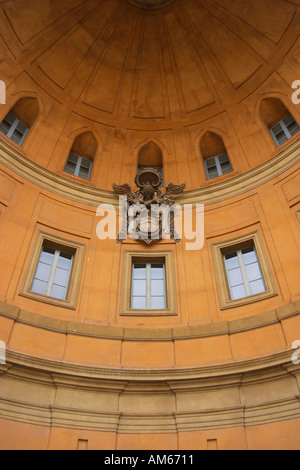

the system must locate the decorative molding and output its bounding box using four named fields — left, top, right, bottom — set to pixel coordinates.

left=211, top=230, right=278, bottom=309
left=0, top=349, right=299, bottom=433
left=19, top=230, right=86, bottom=310
left=120, top=249, right=177, bottom=316
left=113, top=168, right=185, bottom=245
left=1, top=299, right=299, bottom=341
left=0, top=137, right=299, bottom=208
